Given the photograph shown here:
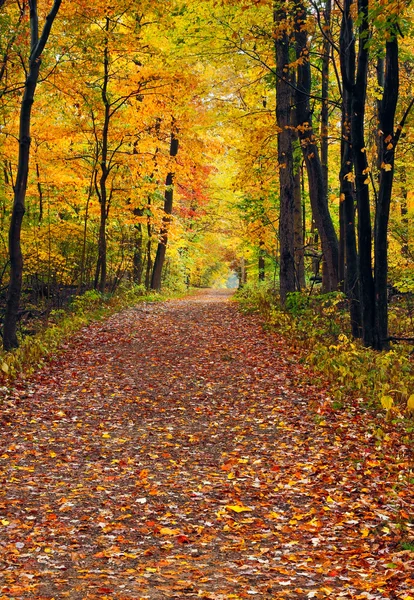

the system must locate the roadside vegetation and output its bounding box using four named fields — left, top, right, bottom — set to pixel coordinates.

left=236, top=282, right=414, bottom=432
